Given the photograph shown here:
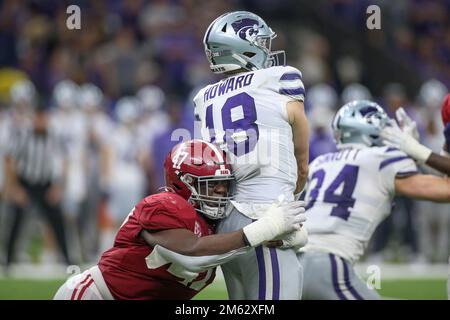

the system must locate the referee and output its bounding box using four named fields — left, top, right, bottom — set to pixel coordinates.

left=3, top=100, right=72, bottom=268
